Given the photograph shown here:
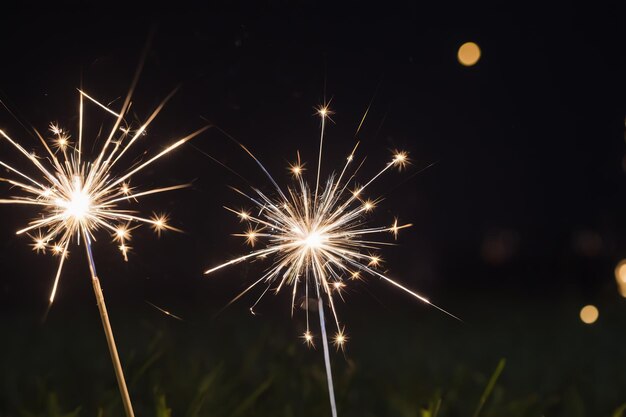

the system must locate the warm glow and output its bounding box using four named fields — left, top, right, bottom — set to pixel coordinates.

left=151, top=213, right=169, bottom=237
left=303, top=230, right=324, bottom=249
left=580, top=305, right=599, bottom=324
left=204, top=106, right=458, bottom=360
left=368, top=255, right=381, bottom=267
left=34, top=239, right=46, bottom=251
left=458, top=42, right=481, bottom=66
left=289, top=152, right=306, bottom=178
left=59, top=178, right=91, bottom=220
left=0, top=90, right=206, bottom=305
left=114, top=227, right=129, bottom=241
left=241, top=229, right=259, bottom=247
left=333, top=329, right=348, bottom=350
left=49, top=123, right=62, bottom=136
left=392, top=151, right=409, bottom=170
left=390, top=218, right=413, bottom=240
left=315, top=105, right=334, bottom=121
left=318, top=106, right=329, bottom=118
left=302, top=331, right=314, bottom=347
left=615, top=260, right=626, bottom=284
left=614, top=260, right=626, bottom=297
left=68, top=190, right=90, bottom=218
left=29, top=232, right=47, bottom=253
